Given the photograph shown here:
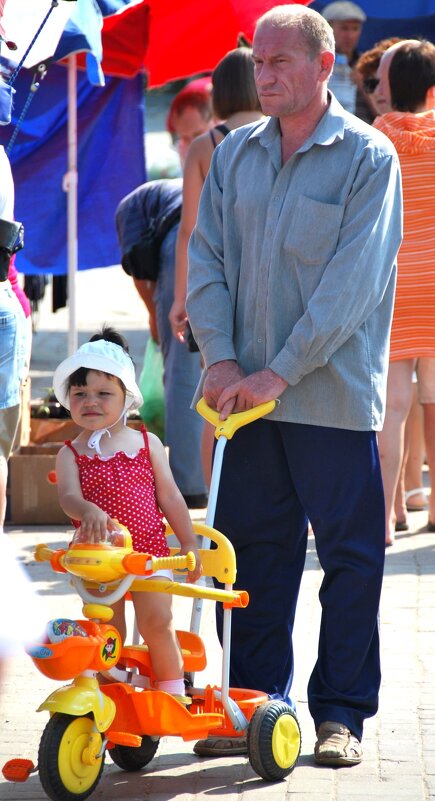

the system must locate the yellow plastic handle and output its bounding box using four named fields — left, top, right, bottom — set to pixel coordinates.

left=149, top=551, right=196, bottom=574
left=196, top=397, right=276, bottom=440
left=123, top=551, right=196, bottom=576
left=34, top=544, right=54, bottom=563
